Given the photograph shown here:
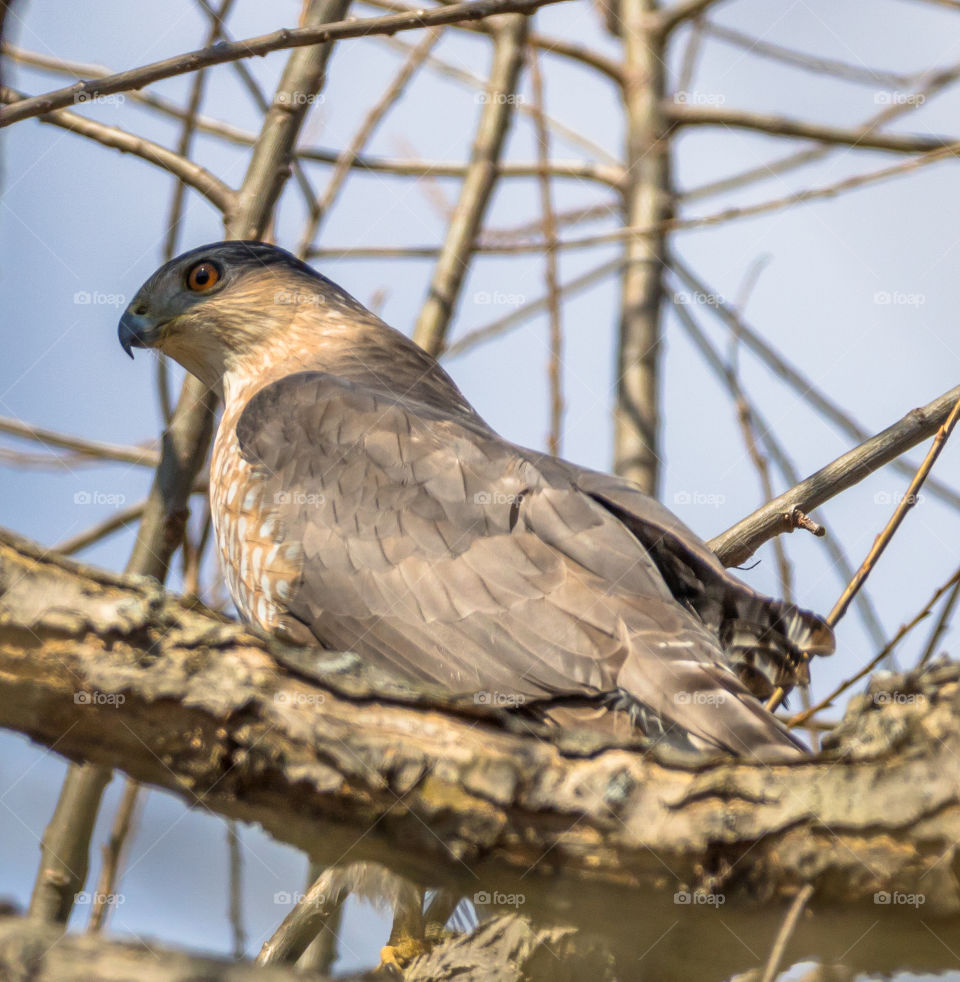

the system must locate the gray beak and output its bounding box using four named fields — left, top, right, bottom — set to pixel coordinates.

left=118, top=309, right=159, bottom=359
